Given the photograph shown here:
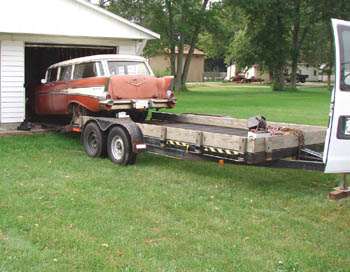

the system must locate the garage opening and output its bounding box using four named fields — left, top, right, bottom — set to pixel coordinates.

left=25, top=43, right=117, bottom=120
